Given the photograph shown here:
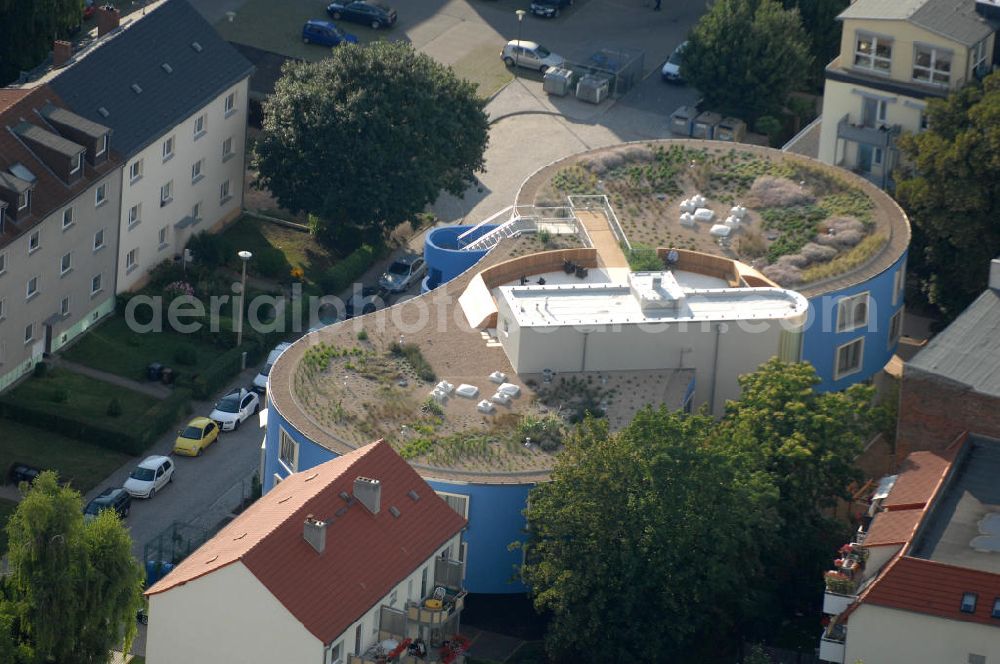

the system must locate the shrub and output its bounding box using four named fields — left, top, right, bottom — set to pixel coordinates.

left=754, top=115, right=783, bottom=145
left=186, top=231, right=233, bottom=268
left=738, top=230, right=767, bottom=259
left=318, top=244, right=382, bottom=296
left=252, top=246, right=289, bottom=280
left=106, top=397, right=123, bottom=417
left=801, top=234, right=886, bottom=283
left=49, top=388, right=69, bottom=404
left=746, top=176, right=815, bottom=208
left=173, top=344, right=198, bottom=366
left=537, top=229, right=552, bottom=246
left=626, top=243, right=663, bottom=271
left=390, top=343, right=436, bottom=382
left=357, top=329, right=368, bottom=341
left=800, top=242, right=837, bottom=263
left=421, top=397, right=444, bottom=418
left=33, top=362, right=48, bottom=378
